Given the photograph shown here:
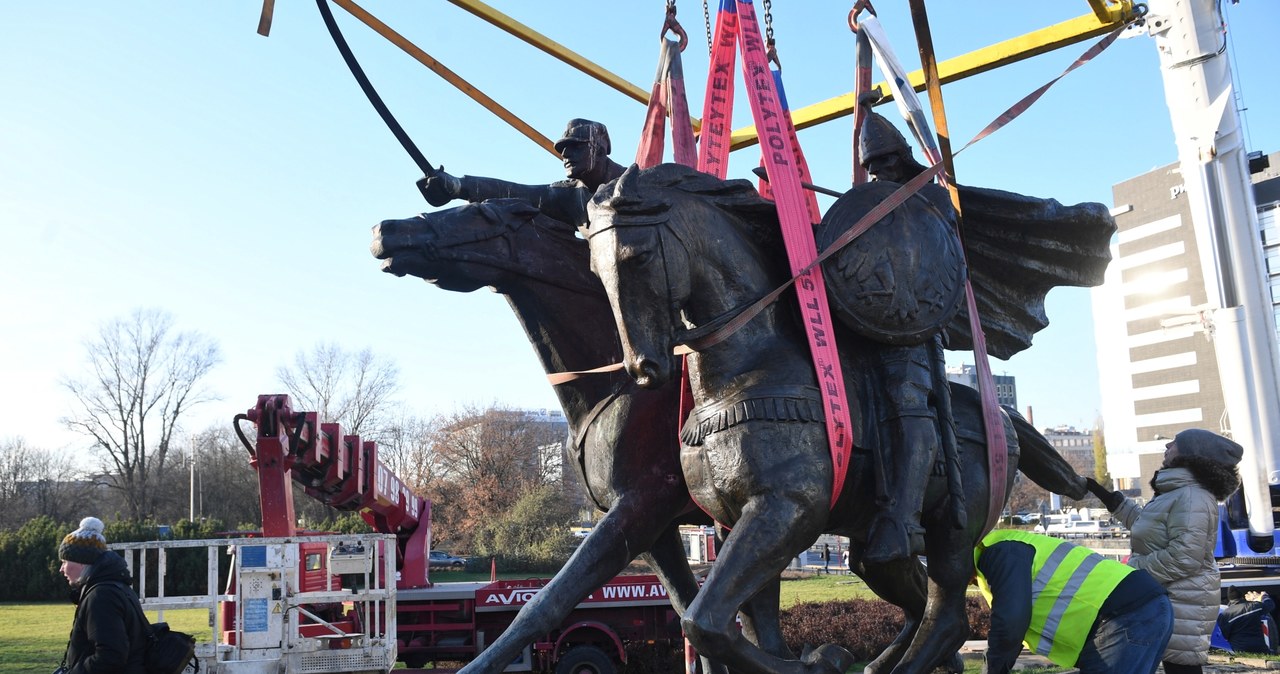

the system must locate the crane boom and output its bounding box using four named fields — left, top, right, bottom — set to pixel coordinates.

left=241, top=394, right=433, bottom=587
left=1146, top=0, right=1280, bottom=550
